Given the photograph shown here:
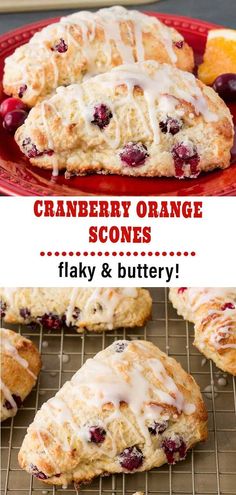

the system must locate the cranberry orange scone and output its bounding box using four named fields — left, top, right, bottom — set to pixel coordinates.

left=0, top=288, right=152, bottom=332
left=169, top=288, right=236, bottom=375
left=0, top=328, right=41, bottom=422
left=18, top=340, right=207, bottom=487
left=15, top=61, right=233, bottom=179
left=3, top=6, right=194, bottom=107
